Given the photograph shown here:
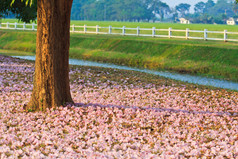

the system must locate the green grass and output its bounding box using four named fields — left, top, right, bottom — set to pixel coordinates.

left=1, top=18, right=35, bottom=24
left=2, top=18, right=238, bottom=40
left=69, top=34, right=238, bottom=81
left=69, top=20, right=238, bottom=31
left=2, top=18, right=238, bottom=31
left=0, top=30, right=36, bottom=52
left=0, top=49, right=34, bottom=56
left=0, top=29, right=238, bottom=82
left=69, top=20, right=238, bottom=40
